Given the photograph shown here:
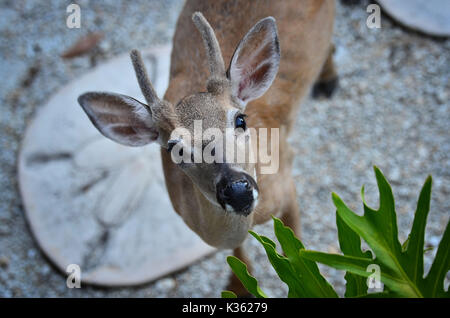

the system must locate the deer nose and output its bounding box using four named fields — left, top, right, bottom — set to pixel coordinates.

left=216, top=174, right=258, bottom=216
